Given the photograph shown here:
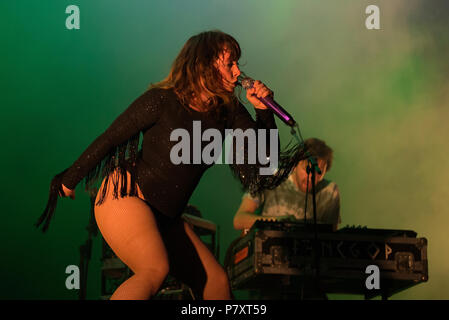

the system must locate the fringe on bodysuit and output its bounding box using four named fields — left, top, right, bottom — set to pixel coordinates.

left=229, top=139, right=307, bottom=198
left=35, top=133, right=140, bottom=233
